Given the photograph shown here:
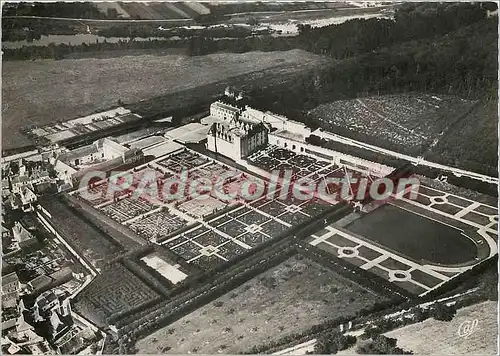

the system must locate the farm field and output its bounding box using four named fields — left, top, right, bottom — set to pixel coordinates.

left=116, top=2, right=210, bottom=20
left=385, top=301, right=497, bottom=355
left=135, top=255, right=386, bottom=354
left=2, top=50, right=328, bottom=149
